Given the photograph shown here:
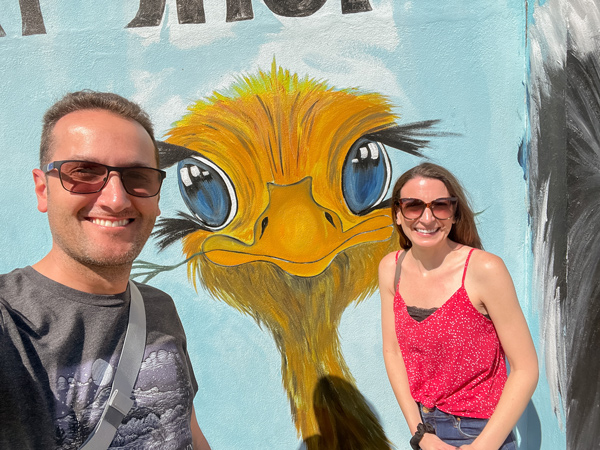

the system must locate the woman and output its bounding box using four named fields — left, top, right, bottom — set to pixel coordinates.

left=380, top=163, right=538, bottom=450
